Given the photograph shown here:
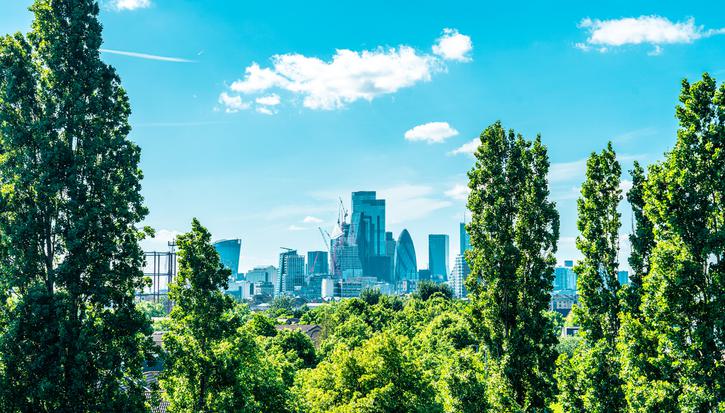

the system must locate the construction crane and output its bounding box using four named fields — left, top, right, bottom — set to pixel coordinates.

left=319, top=227, right=334, bottom=276
left=280, top=247, right=295, bottom=252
